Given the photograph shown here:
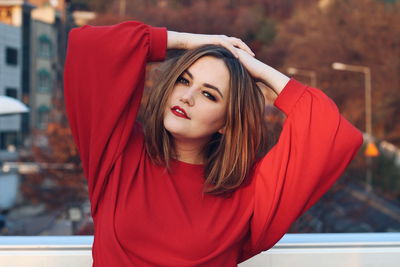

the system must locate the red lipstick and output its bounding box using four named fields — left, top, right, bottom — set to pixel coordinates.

left=171, top=106, right=190, bottom=120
